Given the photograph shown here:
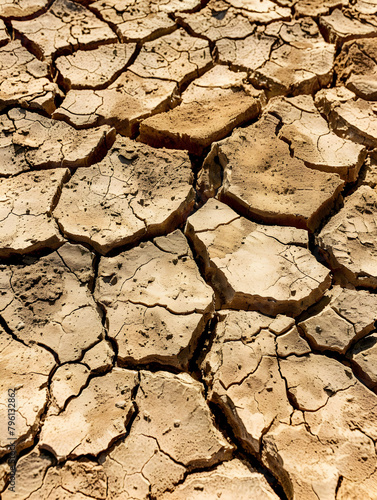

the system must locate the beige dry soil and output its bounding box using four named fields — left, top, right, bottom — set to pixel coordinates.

left=1, top=1, right=377, bottom=499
